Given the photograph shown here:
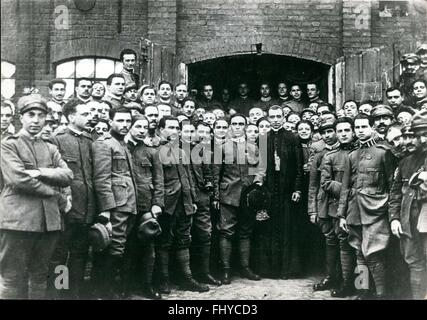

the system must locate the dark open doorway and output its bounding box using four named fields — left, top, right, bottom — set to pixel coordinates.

left=188, top=54, right=331, bottom=103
